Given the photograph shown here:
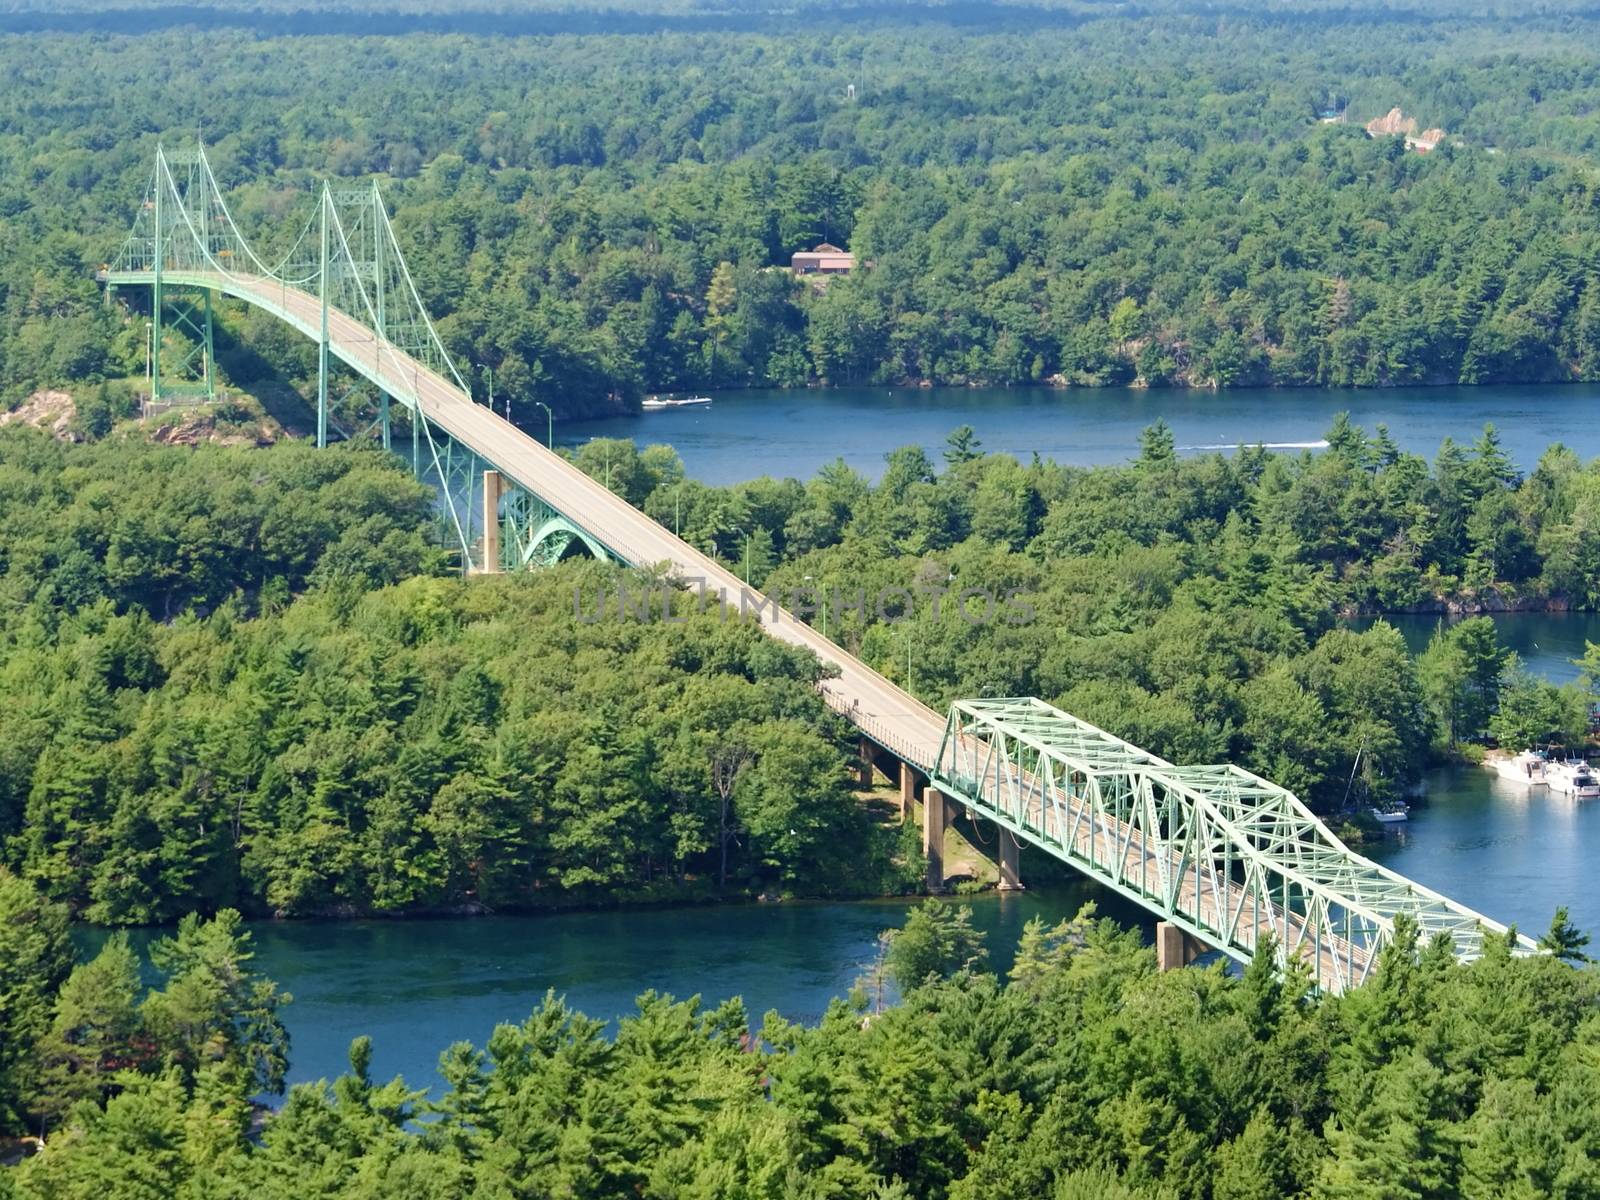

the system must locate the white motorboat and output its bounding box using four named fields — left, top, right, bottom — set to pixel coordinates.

left=1369, top=806, right=1409, bottom=825
left=1485, top=749, right=1548, bottom=786
left=641, top=395, right=712, bottom=410
left=1546, top=759, right=1600, bottom=798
